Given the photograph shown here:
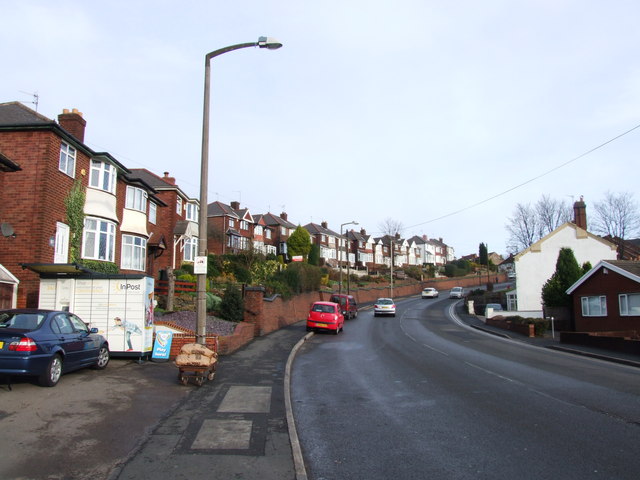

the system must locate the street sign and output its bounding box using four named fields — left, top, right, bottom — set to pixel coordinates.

left=194, top=256, right=208, bottom=274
